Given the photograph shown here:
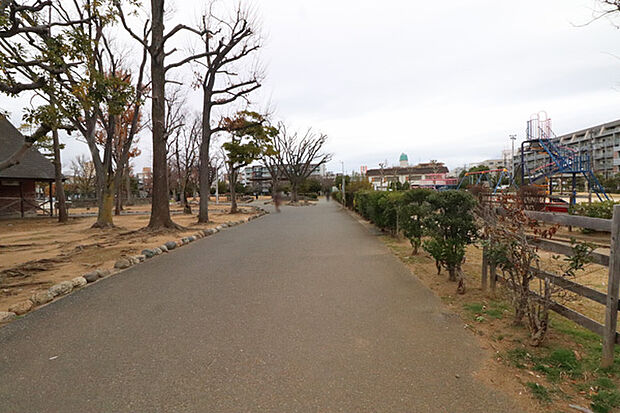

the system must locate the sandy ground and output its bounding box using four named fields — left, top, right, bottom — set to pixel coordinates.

left=0, top=202, right=260, bottom=313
